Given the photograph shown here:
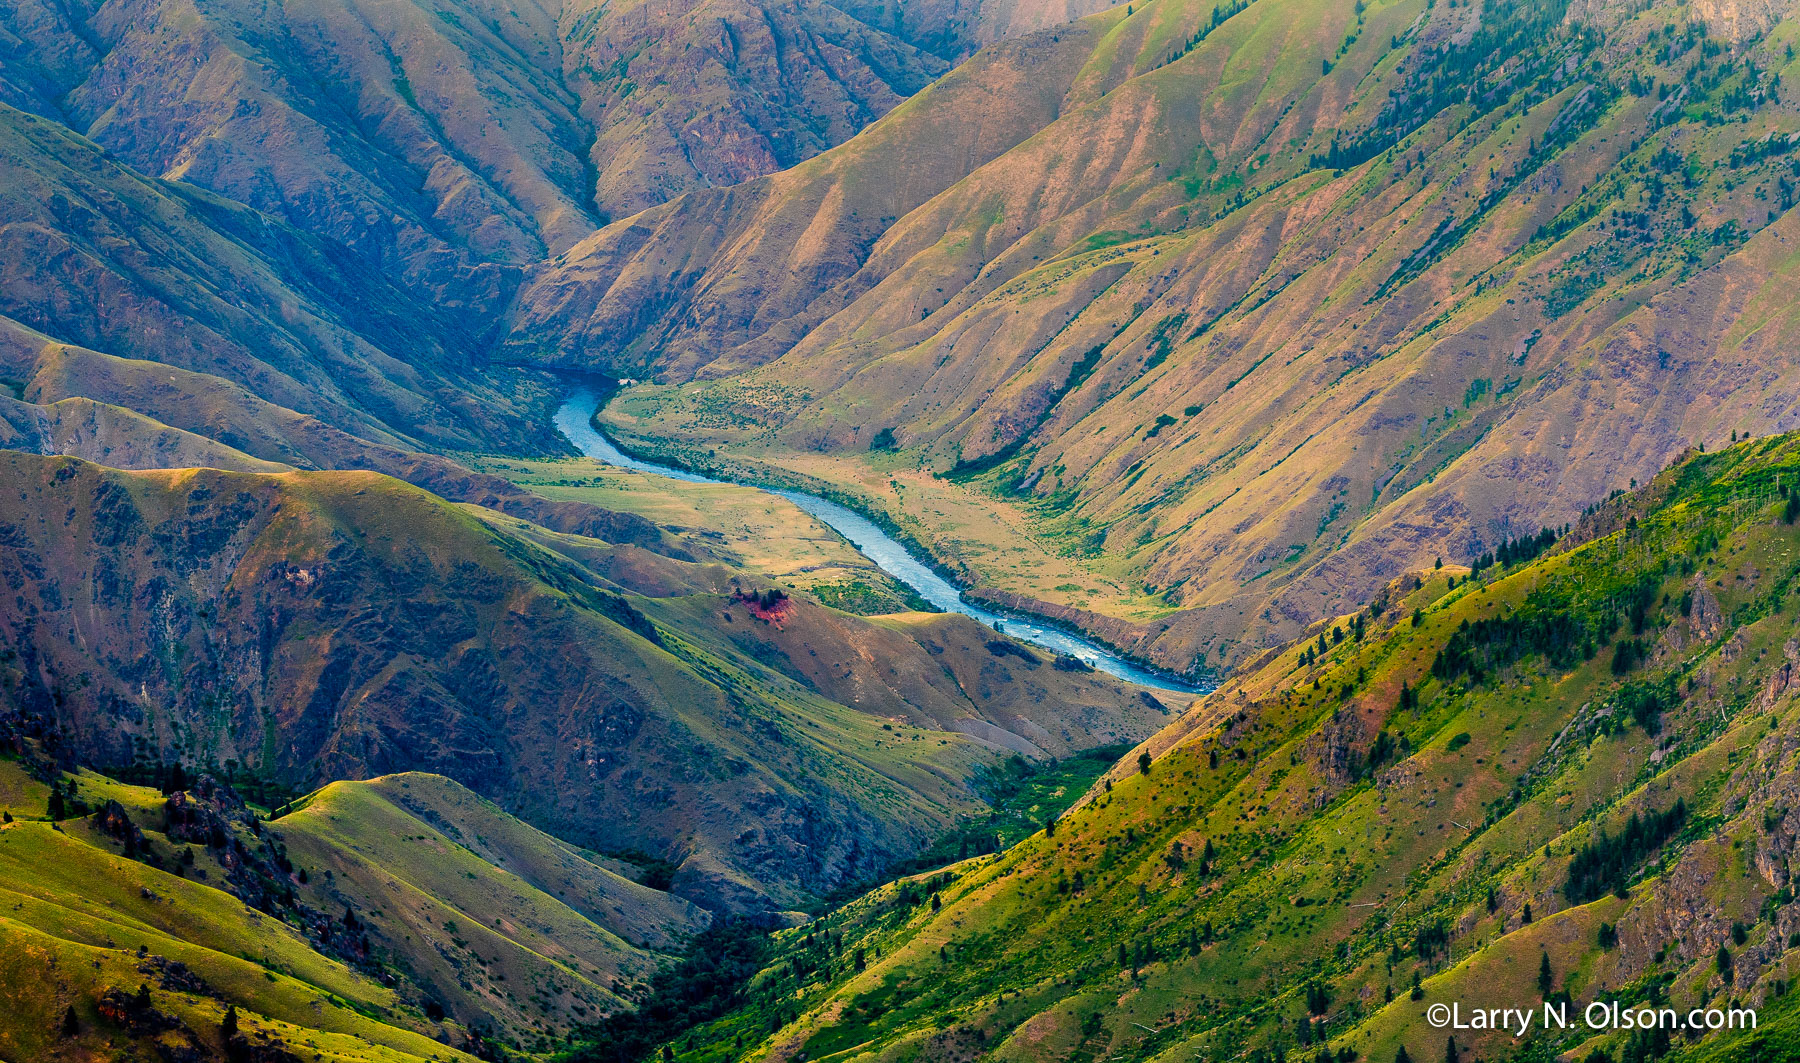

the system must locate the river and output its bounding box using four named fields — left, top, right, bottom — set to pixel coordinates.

left=554, top=392, right=1206, bottom=694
